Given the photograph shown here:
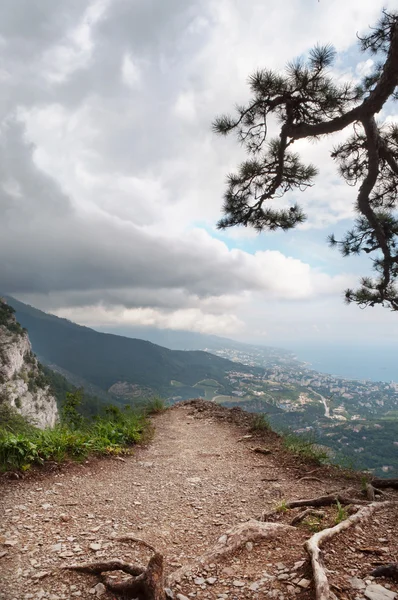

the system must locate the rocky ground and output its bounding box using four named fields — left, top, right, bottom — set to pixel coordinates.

left=0, top=400, right=397, bottom=600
